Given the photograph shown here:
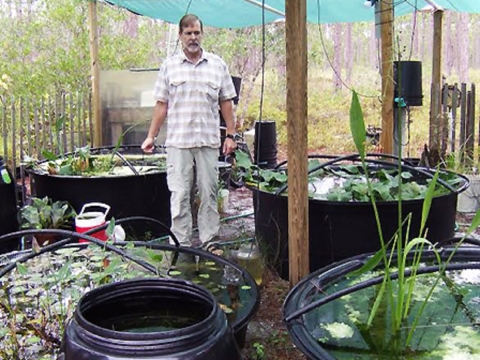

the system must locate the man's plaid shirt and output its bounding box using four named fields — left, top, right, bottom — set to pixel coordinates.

left=153, top=50, right=236, bottom=149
